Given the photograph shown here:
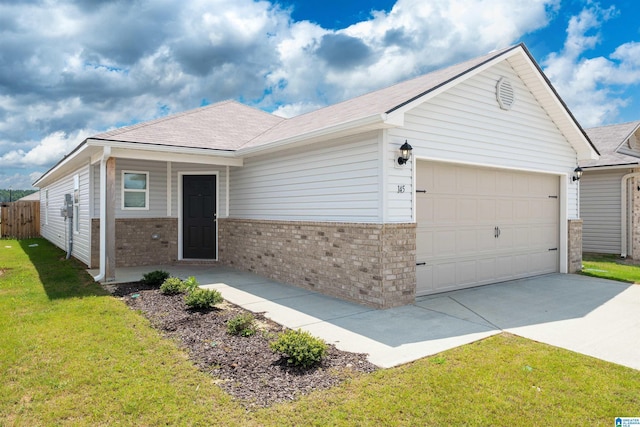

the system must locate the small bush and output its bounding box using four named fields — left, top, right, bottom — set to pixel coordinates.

left=227, top=313, right=257, bottom=337
left=142, top=270, right=170, bottom=288
left=184, top=288, right=223, bottom=310
left=159, top=277, right=184, bottom=295
left=270, top=329, right=328, bottom=368
left=182, top=276, right=199, bottom=293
